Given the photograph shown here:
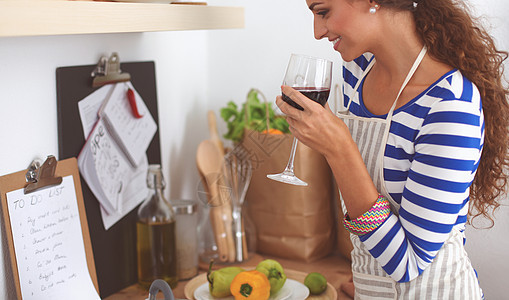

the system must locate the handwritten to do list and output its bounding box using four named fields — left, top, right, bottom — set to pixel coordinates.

left=6, top=175, right=100, bottom=300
